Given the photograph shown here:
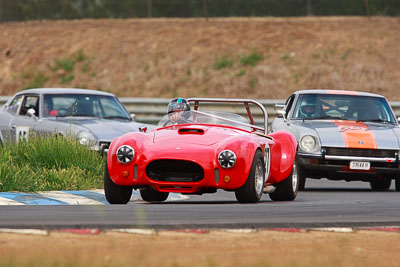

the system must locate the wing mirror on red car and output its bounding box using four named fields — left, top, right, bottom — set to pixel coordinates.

left=139, top=126, right=147, bottom=133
